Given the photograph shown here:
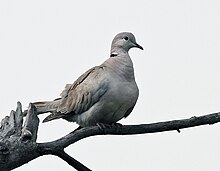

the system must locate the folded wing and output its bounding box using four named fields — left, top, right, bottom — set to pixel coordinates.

left=43, top=65, right=108, bottom=122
